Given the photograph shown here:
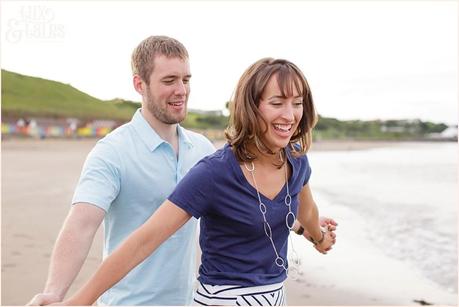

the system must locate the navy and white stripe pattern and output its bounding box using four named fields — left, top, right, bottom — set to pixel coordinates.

left=193, top=282, right=286, bottom=306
